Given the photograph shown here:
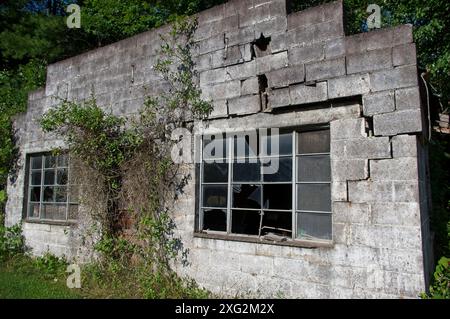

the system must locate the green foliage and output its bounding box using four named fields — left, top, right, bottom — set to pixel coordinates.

left=423, top=257, right=450, bottom=299
left=34, top=252, right=68, bottom=278
left=0, top=223, right=25, bottom=260
left=41, top=98, right=142, bottom=175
